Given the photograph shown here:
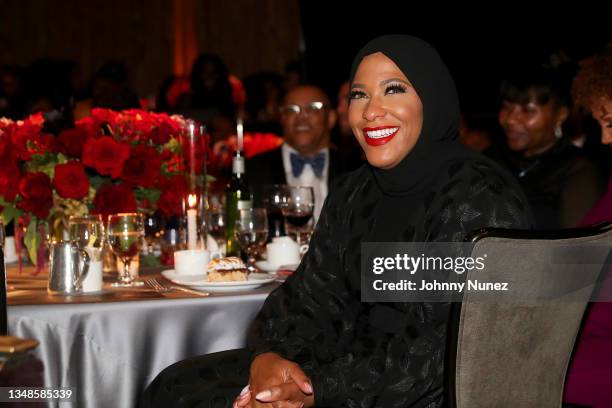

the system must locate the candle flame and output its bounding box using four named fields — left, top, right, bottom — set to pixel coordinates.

left=188, top=194, right=197, bottom=208
left=237, top=116, right=244, bottom=151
